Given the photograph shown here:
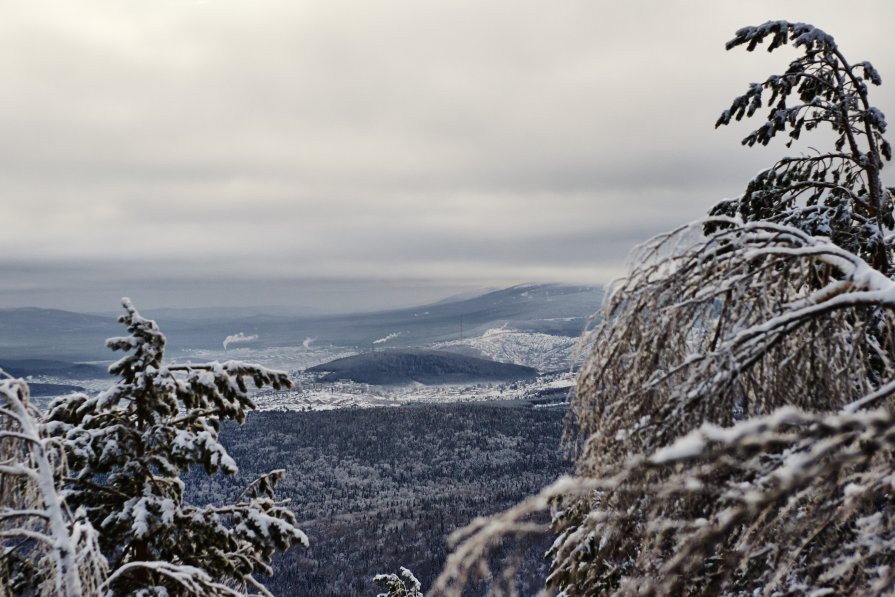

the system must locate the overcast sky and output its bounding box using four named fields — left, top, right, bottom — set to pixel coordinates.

left=2, top=1, right=894, bottom=312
